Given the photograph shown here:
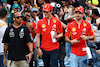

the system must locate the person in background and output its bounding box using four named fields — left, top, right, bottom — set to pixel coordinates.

left=30, top=8, right=39, bottom=23
left=7, top=4, right=20, bottom=26
left=56, top=7, right=66, bottom=67
left=36, top=4, right=63, bottom=67
left=65, top=7, right=94, bottom=67
left=3, top=12, right=33, bottom=67
left=0, top=10, right=8, bottom=67
left=1, top=0, right=11, bottom=11
left=90, top=8, right=100, bottom=67
left=22, top=9, right=37, bottom=67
